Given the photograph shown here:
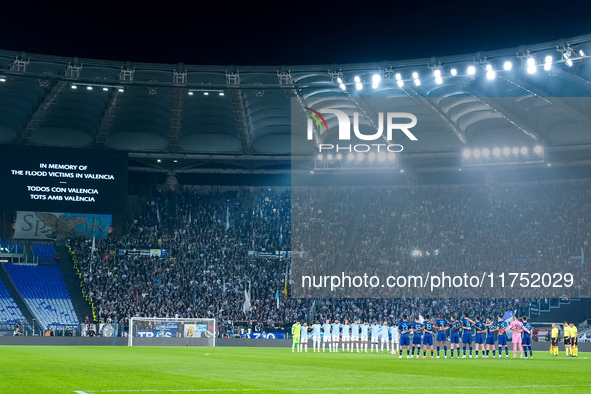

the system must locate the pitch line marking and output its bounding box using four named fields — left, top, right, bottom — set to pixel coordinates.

left=77, top=384, right=591, bottom=393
